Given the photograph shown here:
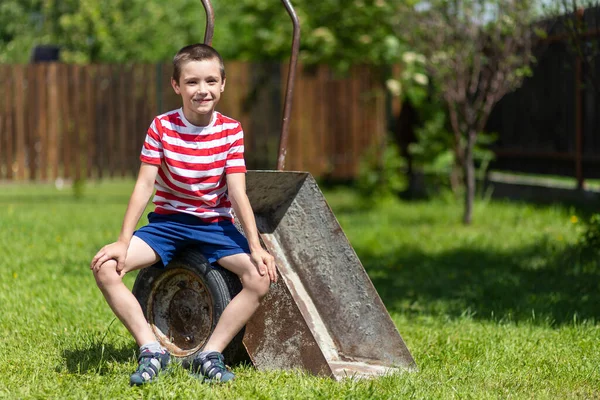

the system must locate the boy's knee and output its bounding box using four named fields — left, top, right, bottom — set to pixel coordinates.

left=245, top=273, right=270, bottom=299
left=258, top=274, right=271, bottom=298
left=93, top=259, right=121, bottom=289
